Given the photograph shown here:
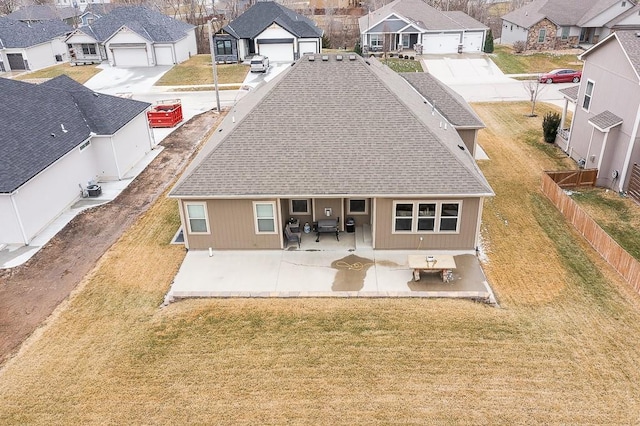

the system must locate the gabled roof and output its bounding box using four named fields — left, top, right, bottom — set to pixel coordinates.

left=359, top=0, right=487, bottom=33
left=588, top=110, right=623, bottom=131
left=221, top=1, right=322, bottom=39
left=7, top=5, right=77, bottom=21
left=400, top=72, right=484, bottom=129
left=80, top=3, right=119, bottom=18
left=502, top=0, right=629, bottom=28
left=0, top=16, right=71, bottom=48
left=580, top=30, right=640, bottom=80
left=81, top=5, right=194, bottom=43
left=170, top=55, right=493, bottom=199
left=0, top=76, right=150, bottom=194
left=559, top=85, right=580, bottom=102
left=41, top=75, right=150, bottom=135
